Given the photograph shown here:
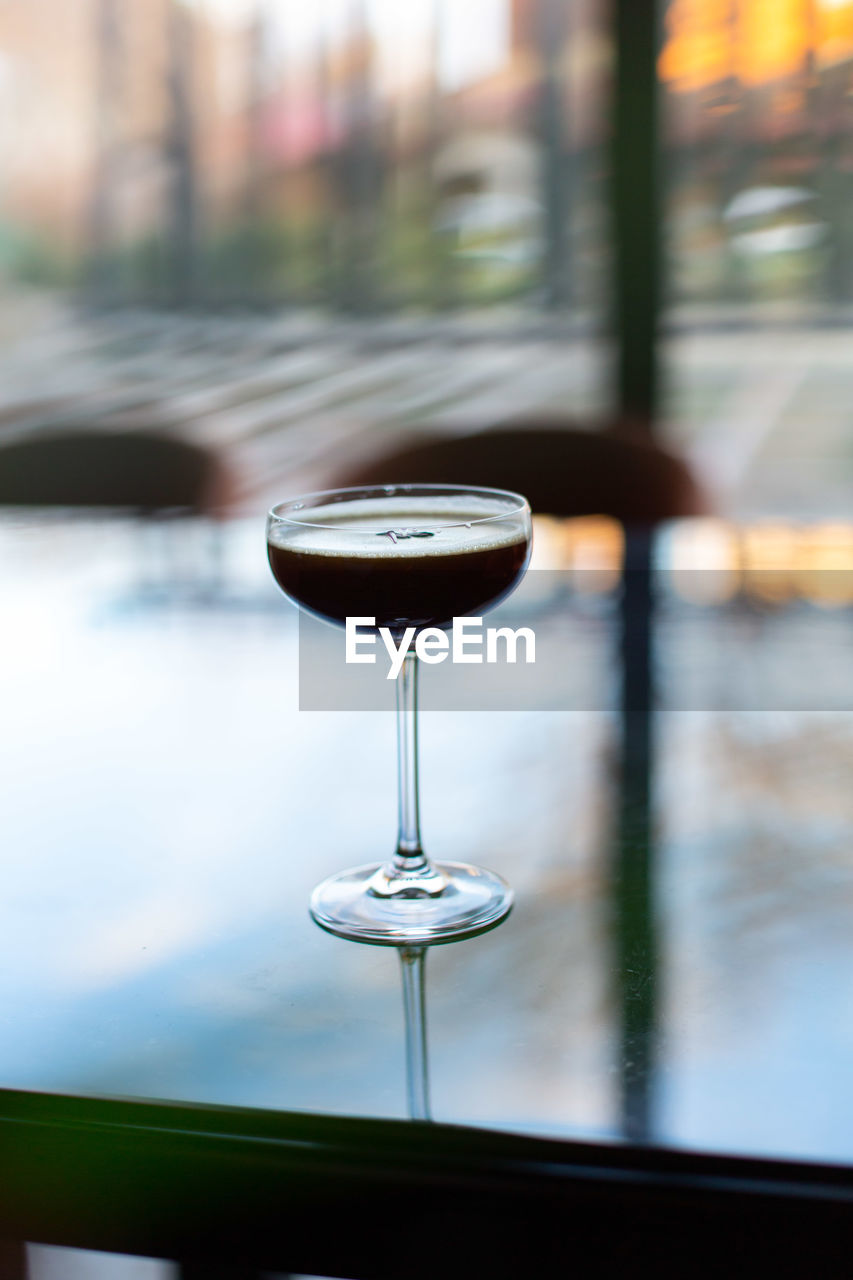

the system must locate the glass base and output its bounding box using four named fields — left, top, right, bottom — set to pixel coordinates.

left=309, top=860, right=513, bottom=946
